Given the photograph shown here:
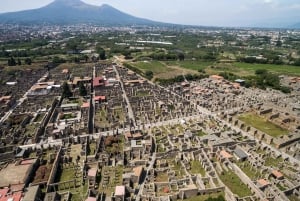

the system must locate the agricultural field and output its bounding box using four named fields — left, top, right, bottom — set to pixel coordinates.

left=164, top=60, right=214, bottom=71
left=233, top=62, right=300, bottom=76
left=129, top=60, right=198, bottom=80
